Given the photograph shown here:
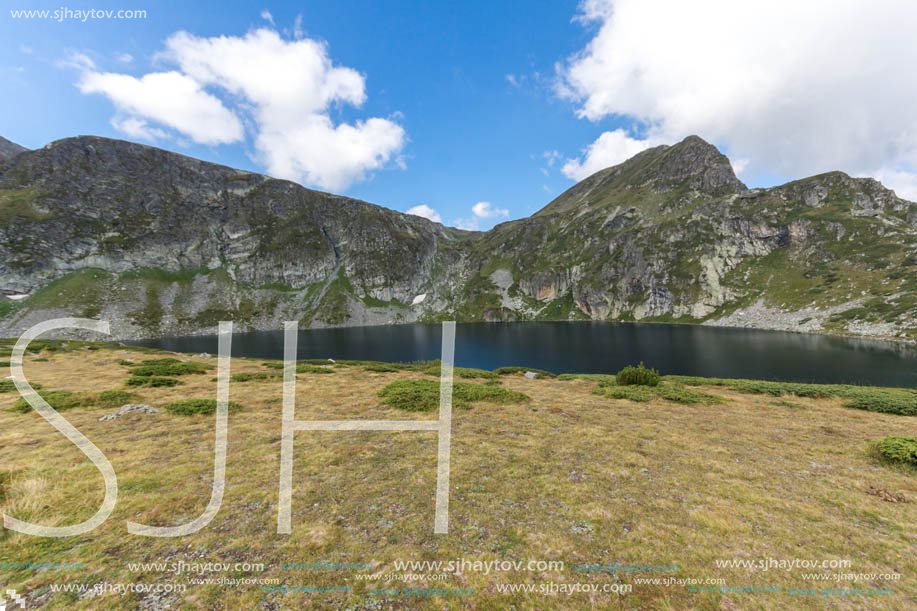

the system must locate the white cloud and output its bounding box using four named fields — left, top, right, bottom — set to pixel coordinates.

left=116, top=53, right=133, bottom=63
left=78, top=70, right=244, bottom=145
left=874, top=169, right=917, bottom=202
left=406, top=204, right=442, bottom=223
left=110, top=116, right=169, bottom=141
left=472, top=201, right=509, bottom=219
left=20, top=44, right=33, bottom=55
left=557, top=0, right=917, bottom=189
left=452, top=201, right=510, bottom=231
left=159, top=28, right=405, bottom=190
left=543, top=150, right=561, bottom=167
left=69, top=27, right=405, bottom=191
left=561, top=129, right=661, bottom=181
left=505, top=74, right=521, bottom=87
left=260, top=9, right=274, bottom=25
left=451, top=217, right=480, bottom=231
